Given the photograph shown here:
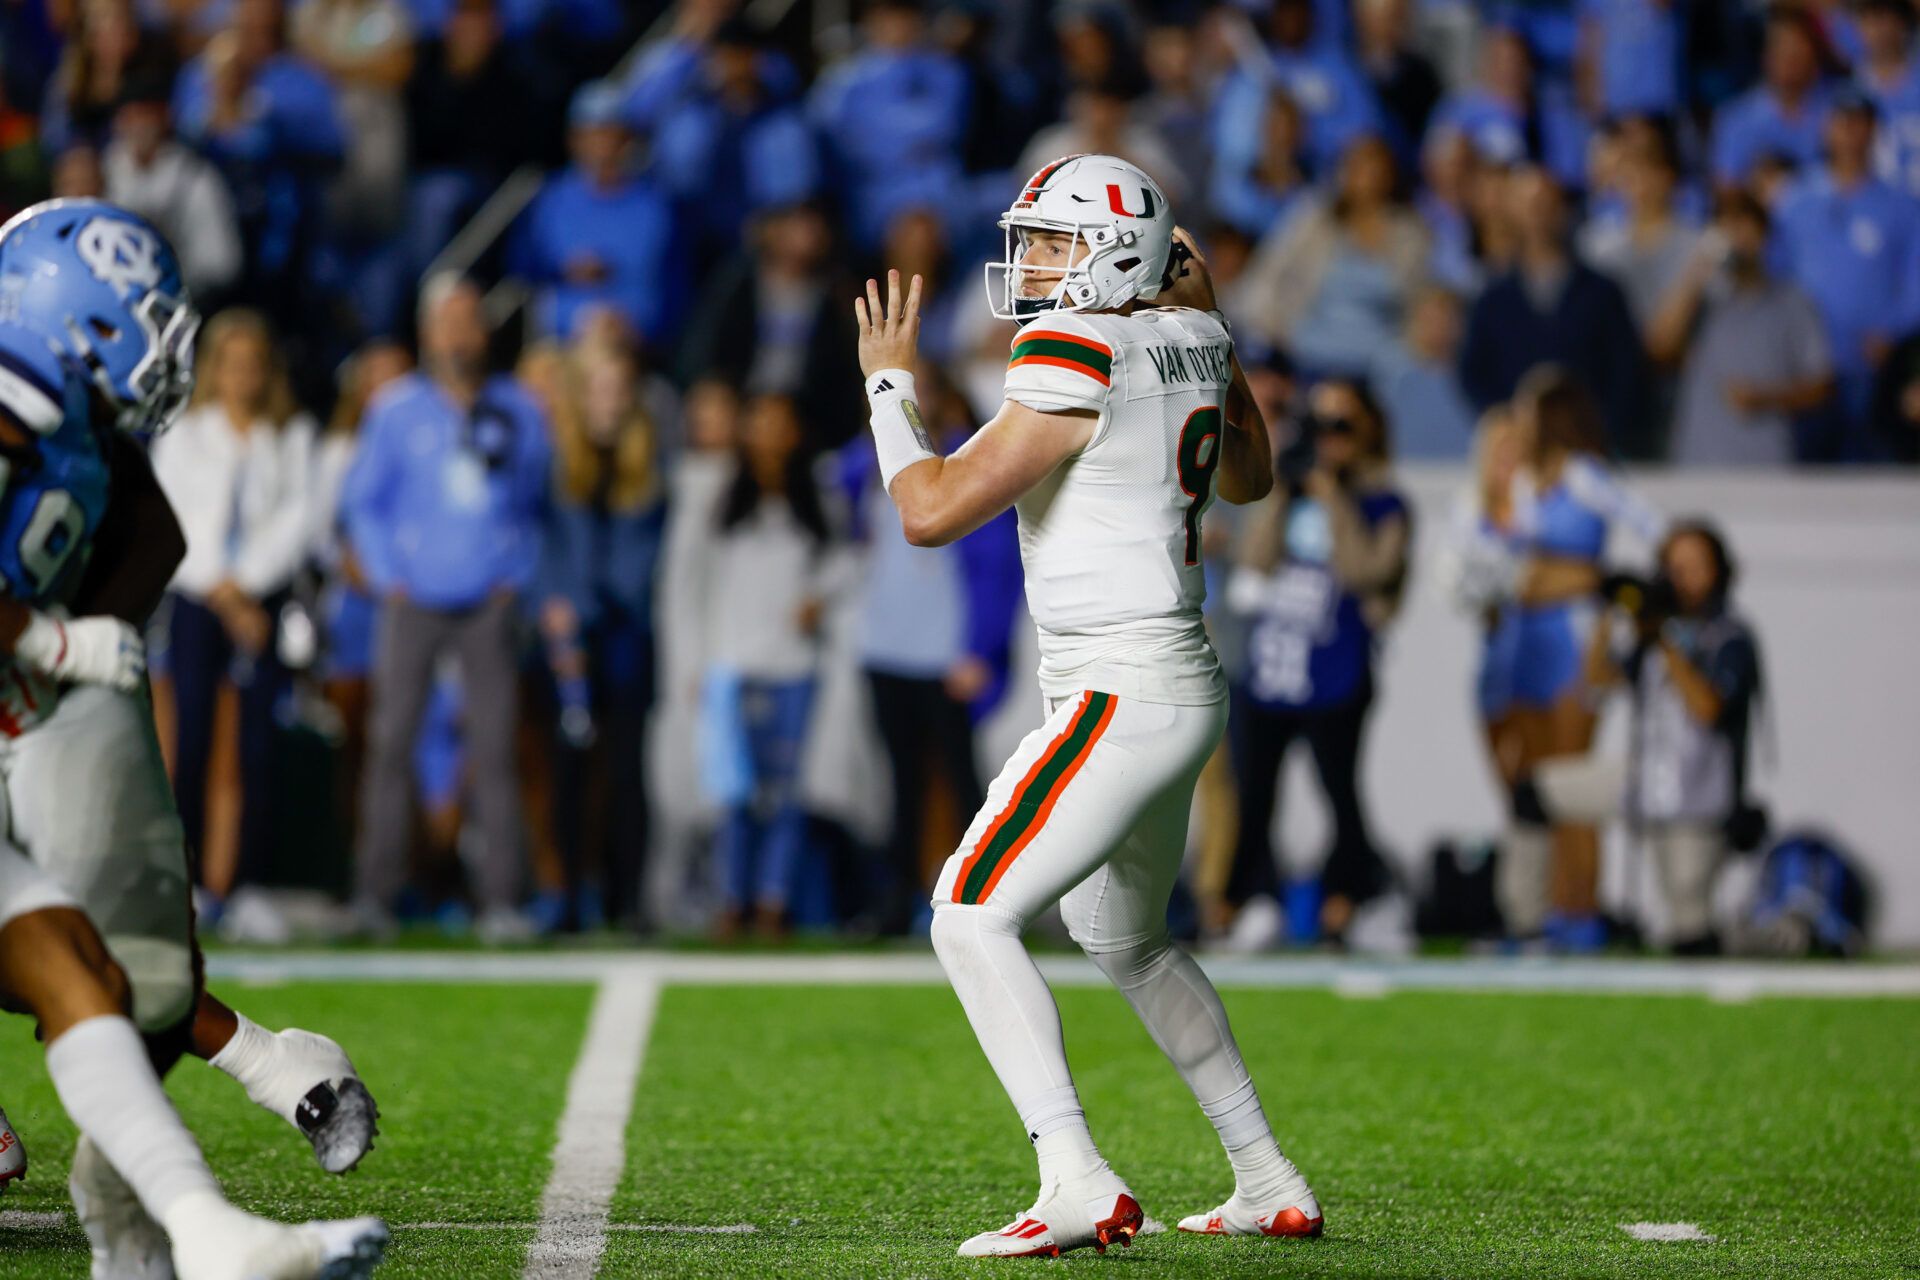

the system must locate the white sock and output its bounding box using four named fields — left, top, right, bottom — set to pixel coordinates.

left=1021, top=1086, right=1105, bottom=1185
left=45, top=1015, right=223, bottom=1230
left=1087, top=939, right=1305, bottom=1203
left=207, top=1012, right=294, bottom=1121
left=1199, top=1078, right=1301, bottom=1204
left=931, top=908, right=1108, bottom=1185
